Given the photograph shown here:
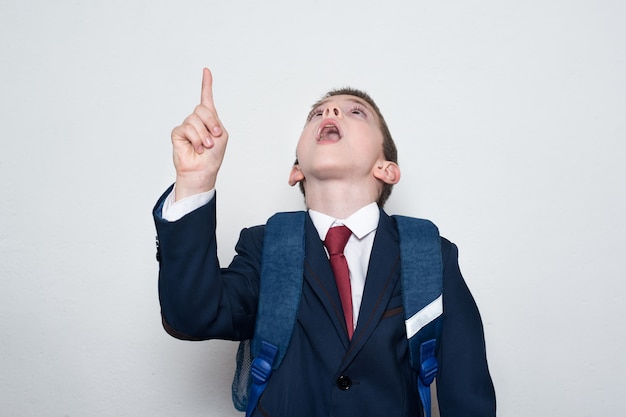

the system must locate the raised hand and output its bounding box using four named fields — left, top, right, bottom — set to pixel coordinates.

left=171, top=68, right=229, bottom=201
